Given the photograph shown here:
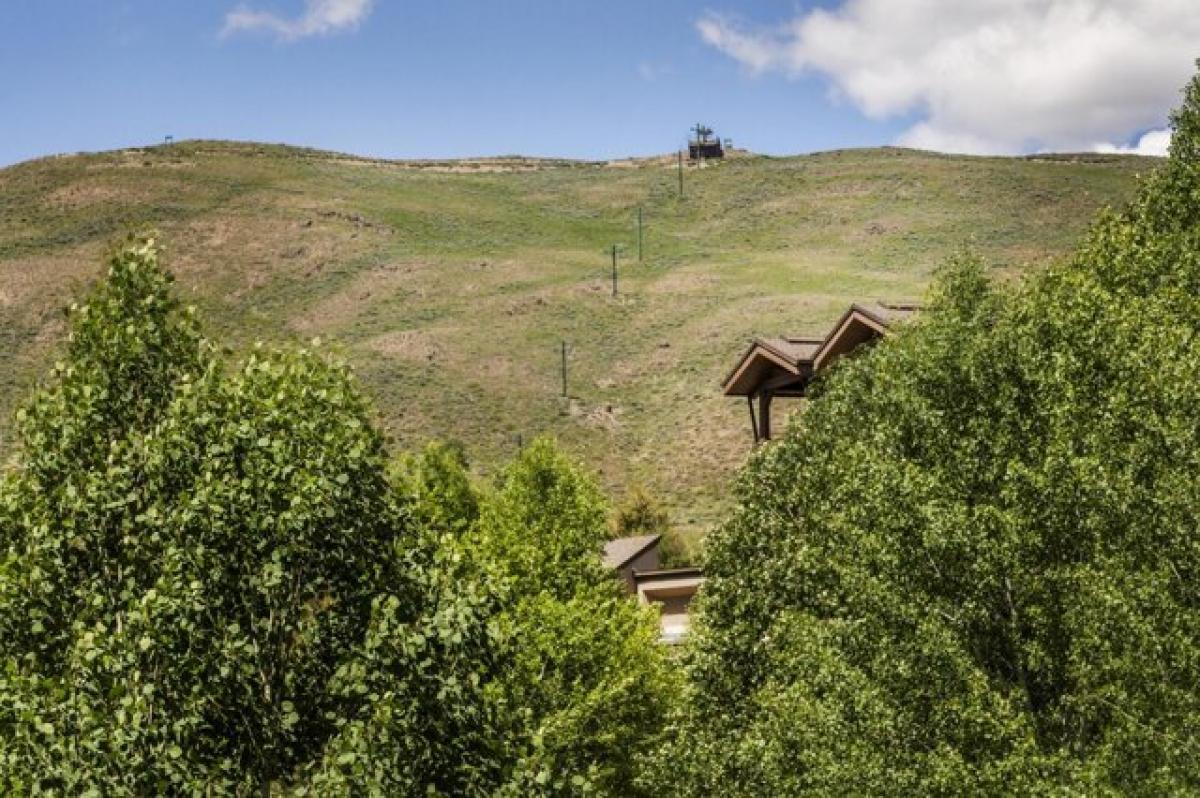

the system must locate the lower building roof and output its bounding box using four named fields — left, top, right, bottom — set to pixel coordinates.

left=602, top=534, right=662, bottom=569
